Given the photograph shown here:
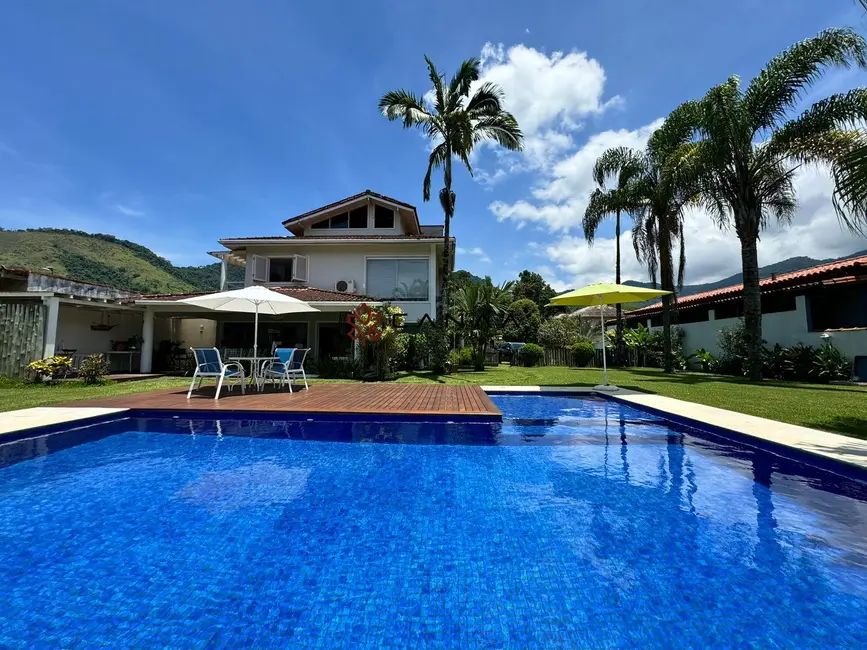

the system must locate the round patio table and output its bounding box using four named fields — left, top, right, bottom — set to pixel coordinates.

left=228, top=356, right=278, bottom=391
